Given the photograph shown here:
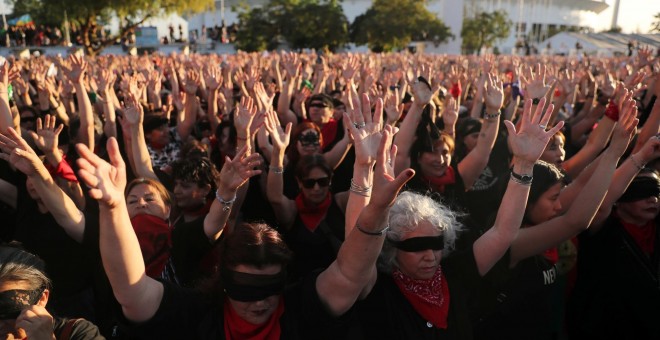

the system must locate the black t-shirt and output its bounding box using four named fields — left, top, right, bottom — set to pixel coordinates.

left=567, top=213, right=660, bottom=339
left=405, top=166, right=467, bottom=214
left=123, top=271, right=353, bottom=339
left=171, top=215, right=220, bottom=288
left=53, top=317, right=105, bottom=340
left=352, top=248, right=481, bottom=340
